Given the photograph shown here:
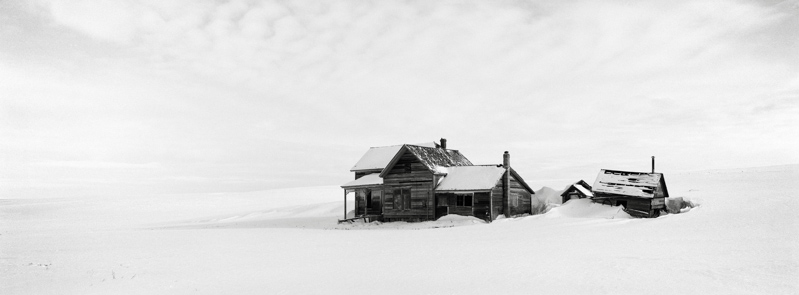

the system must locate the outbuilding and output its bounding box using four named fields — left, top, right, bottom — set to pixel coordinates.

left=591, top=169, right=670, bottom=217
left=560, top=180, right=593, bottom=204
